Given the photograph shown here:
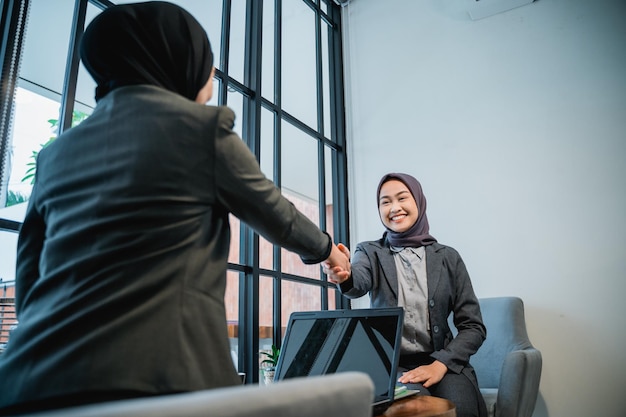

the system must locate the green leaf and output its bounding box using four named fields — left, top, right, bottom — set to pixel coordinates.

left=20, top=110, right=90, bottom=186
left=261, top=345, right=281, bottom=367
